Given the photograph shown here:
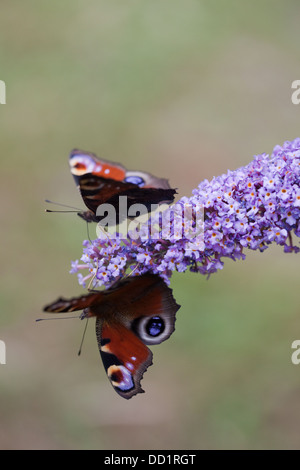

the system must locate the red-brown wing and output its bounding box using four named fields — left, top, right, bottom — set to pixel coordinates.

left=69, top=149, right=126, bottom=184
left=96, top=318, right=152, bottom=399
left=106, top=274, right=180, bottom=343
left=95, top=274, right=180, bottom=399
left=69, top=149, right=171, bottom=189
